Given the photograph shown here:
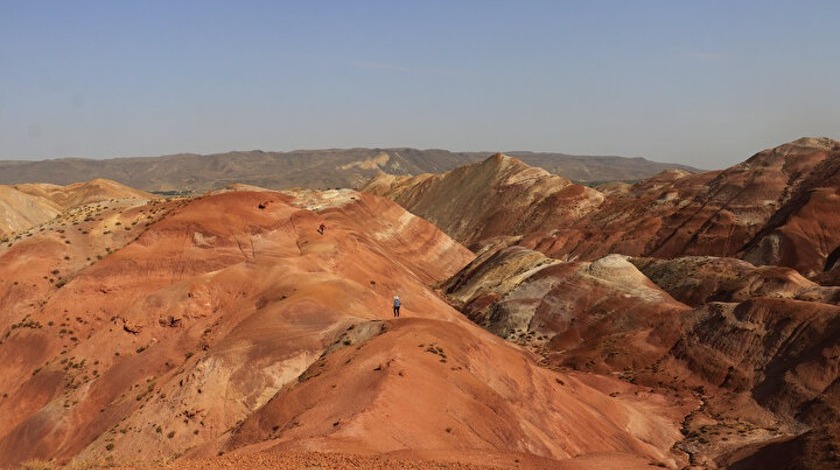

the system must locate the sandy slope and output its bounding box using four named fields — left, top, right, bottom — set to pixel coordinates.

left=0, top=179, right=155, bottom=239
